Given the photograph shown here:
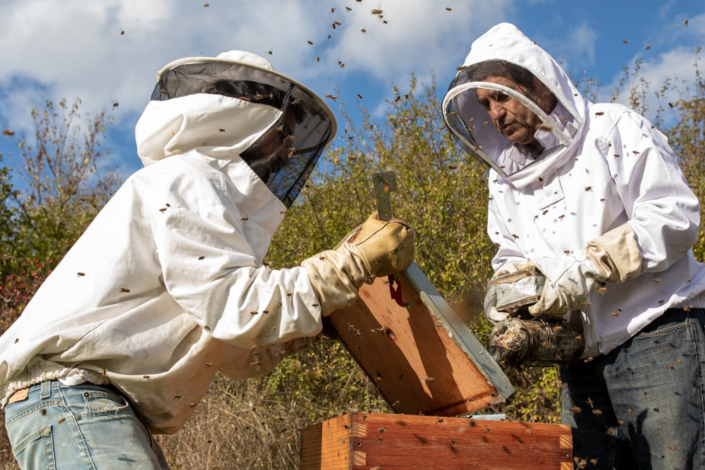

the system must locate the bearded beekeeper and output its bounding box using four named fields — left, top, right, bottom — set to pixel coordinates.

left=0, top=51, right=414, bottom=469
left=443, top=23, right=705, bottom=469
